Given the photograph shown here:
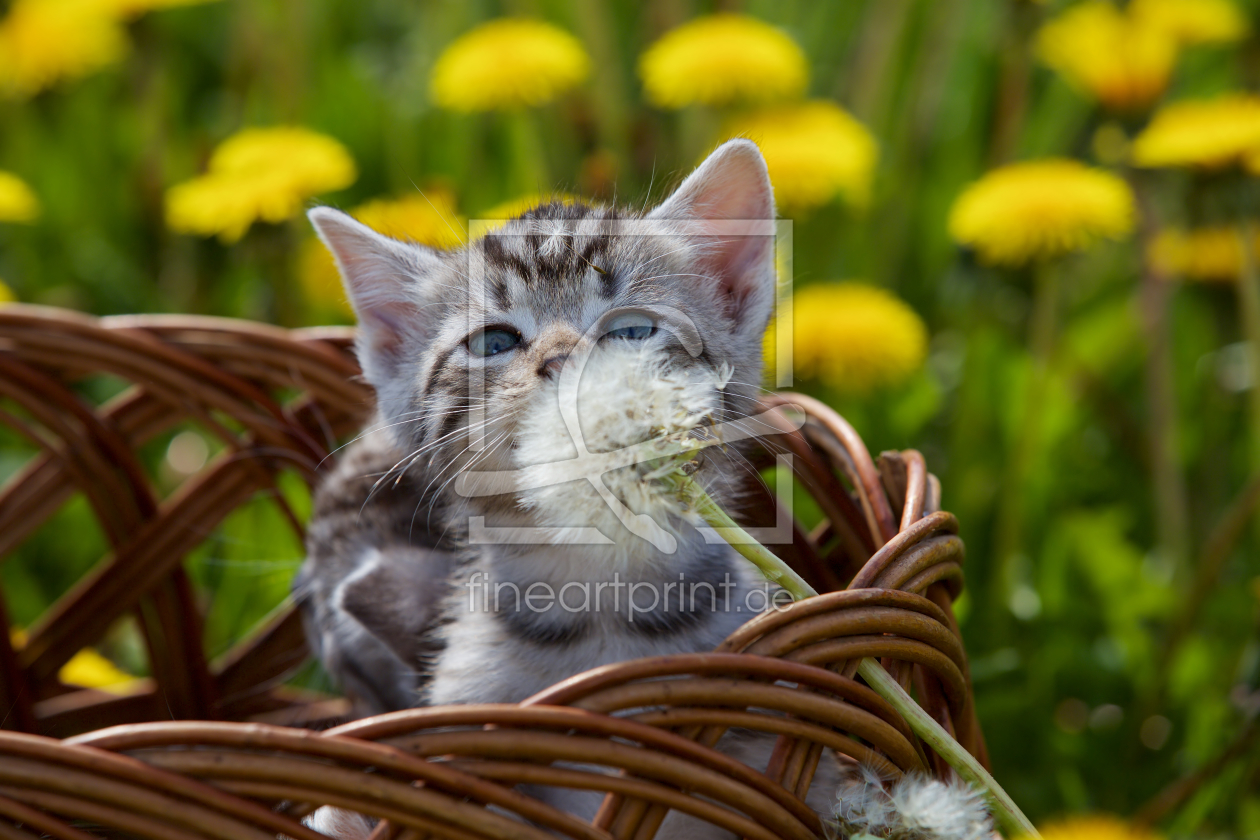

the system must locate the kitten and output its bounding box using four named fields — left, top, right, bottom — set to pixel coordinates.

left=295, top=139, right=837, bottom=836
